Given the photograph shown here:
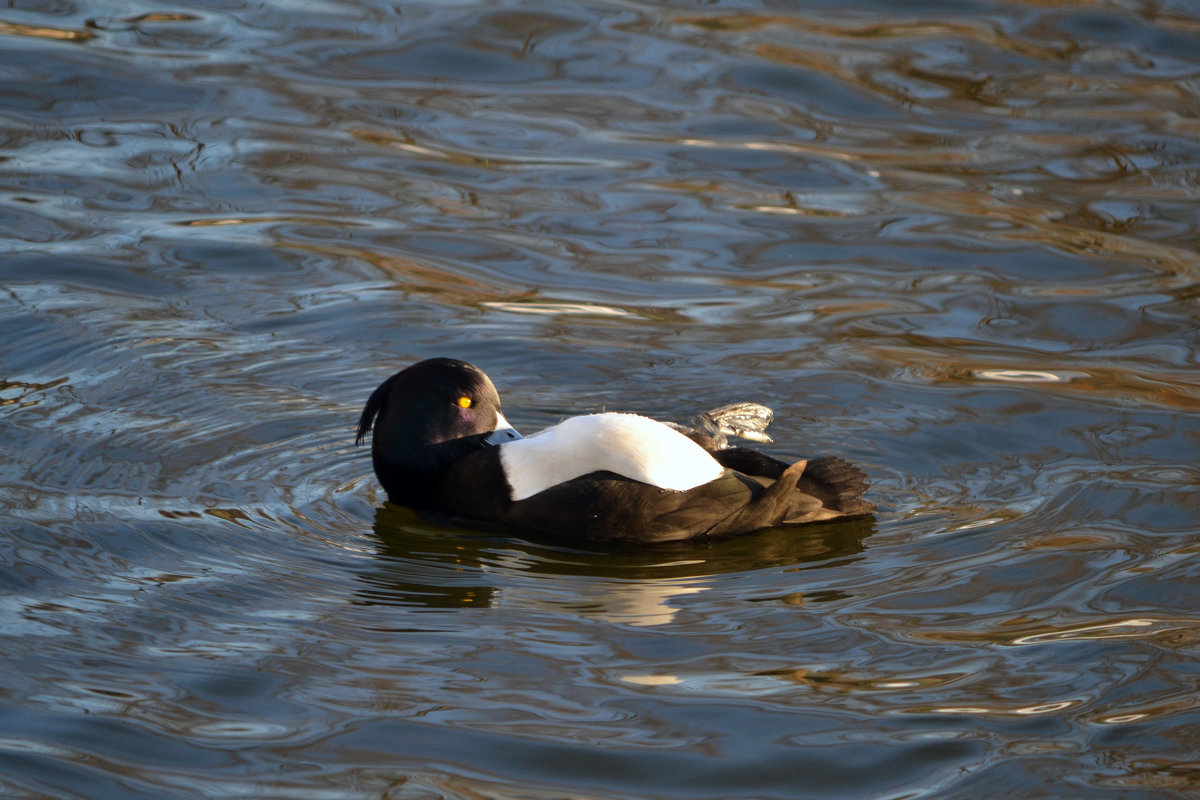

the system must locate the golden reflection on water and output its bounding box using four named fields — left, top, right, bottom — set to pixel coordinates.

left=762, top=666, right=968, bottom=694
left=620, top=674, right=683, bottom=686
left=0, top=377, right=69, bottom=408
left=0, top=21, right=93, bottom=42
left=863, top=345, right=1200, bottom=410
